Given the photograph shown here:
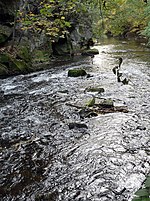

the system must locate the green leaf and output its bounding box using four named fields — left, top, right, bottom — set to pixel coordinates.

left=145, top=177, right=150, bottom=188
left=132, top=198, right=142, bottom=201
left=135, top=188, right=149, bottom=197
left=141, top=198, right=150, bottom=201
